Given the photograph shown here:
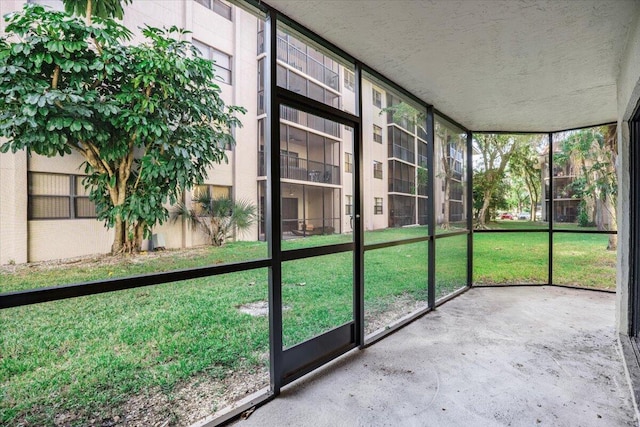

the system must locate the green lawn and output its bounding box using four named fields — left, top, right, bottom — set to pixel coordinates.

left=0, top=225, right=616, bottom=425
left=473, top=223, right=616, bottom=288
